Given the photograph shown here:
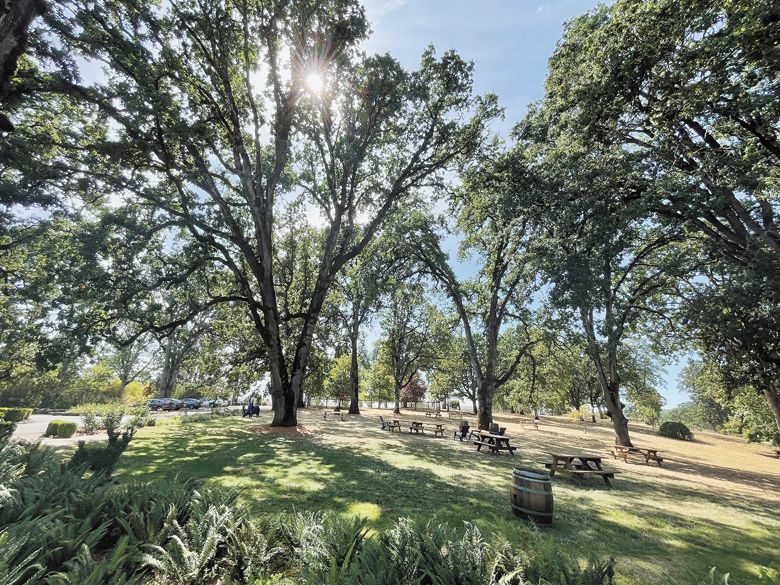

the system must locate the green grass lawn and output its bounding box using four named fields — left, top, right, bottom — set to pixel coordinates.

left=116, top=409, right=780, bottom=585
